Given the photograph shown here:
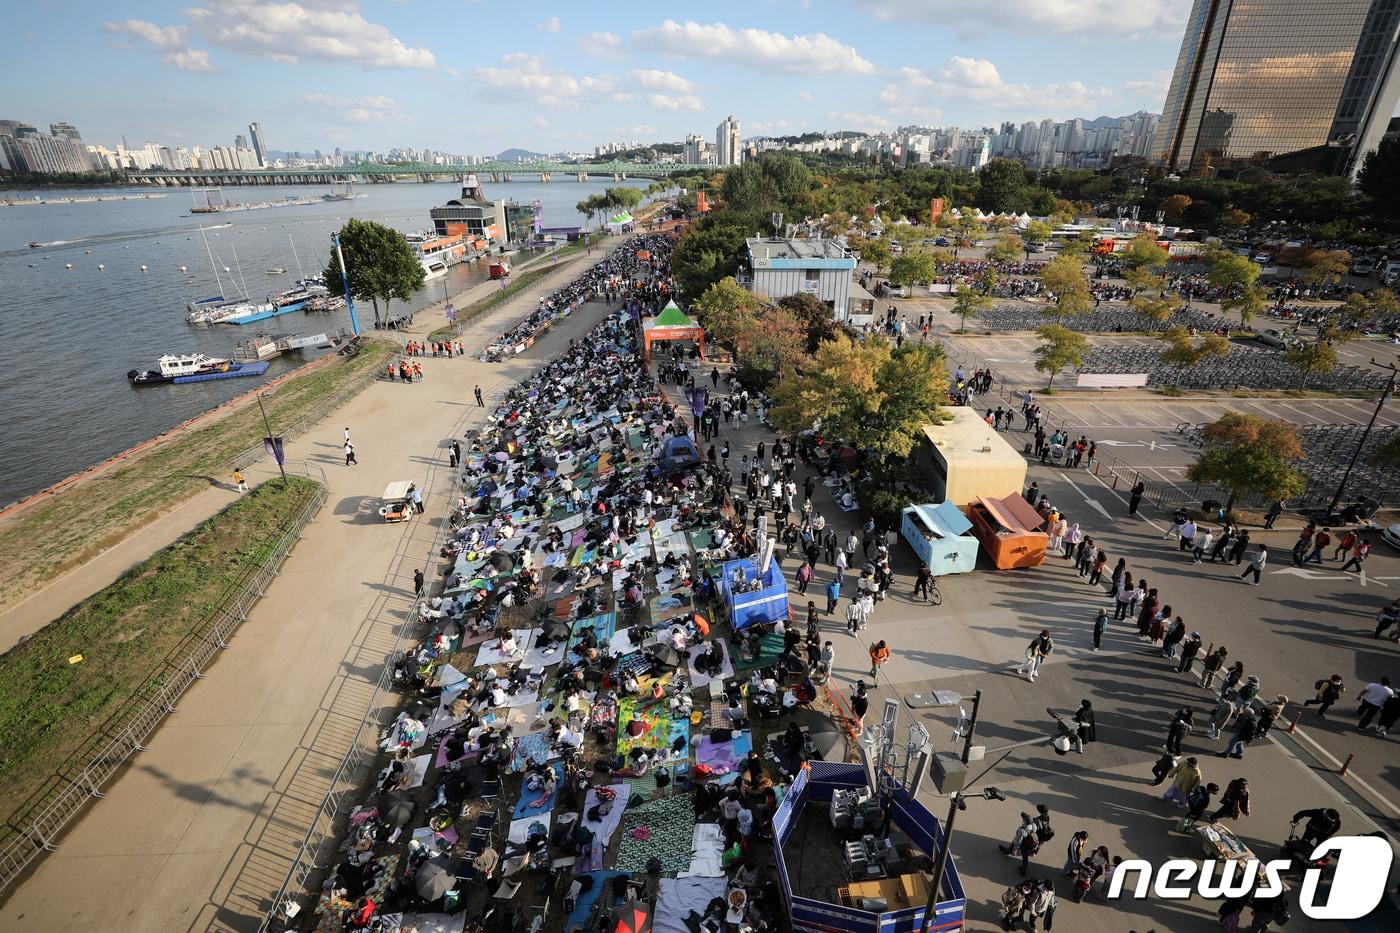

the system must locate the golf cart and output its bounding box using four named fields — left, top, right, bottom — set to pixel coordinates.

left=379, top=480, right=418, bottom=523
